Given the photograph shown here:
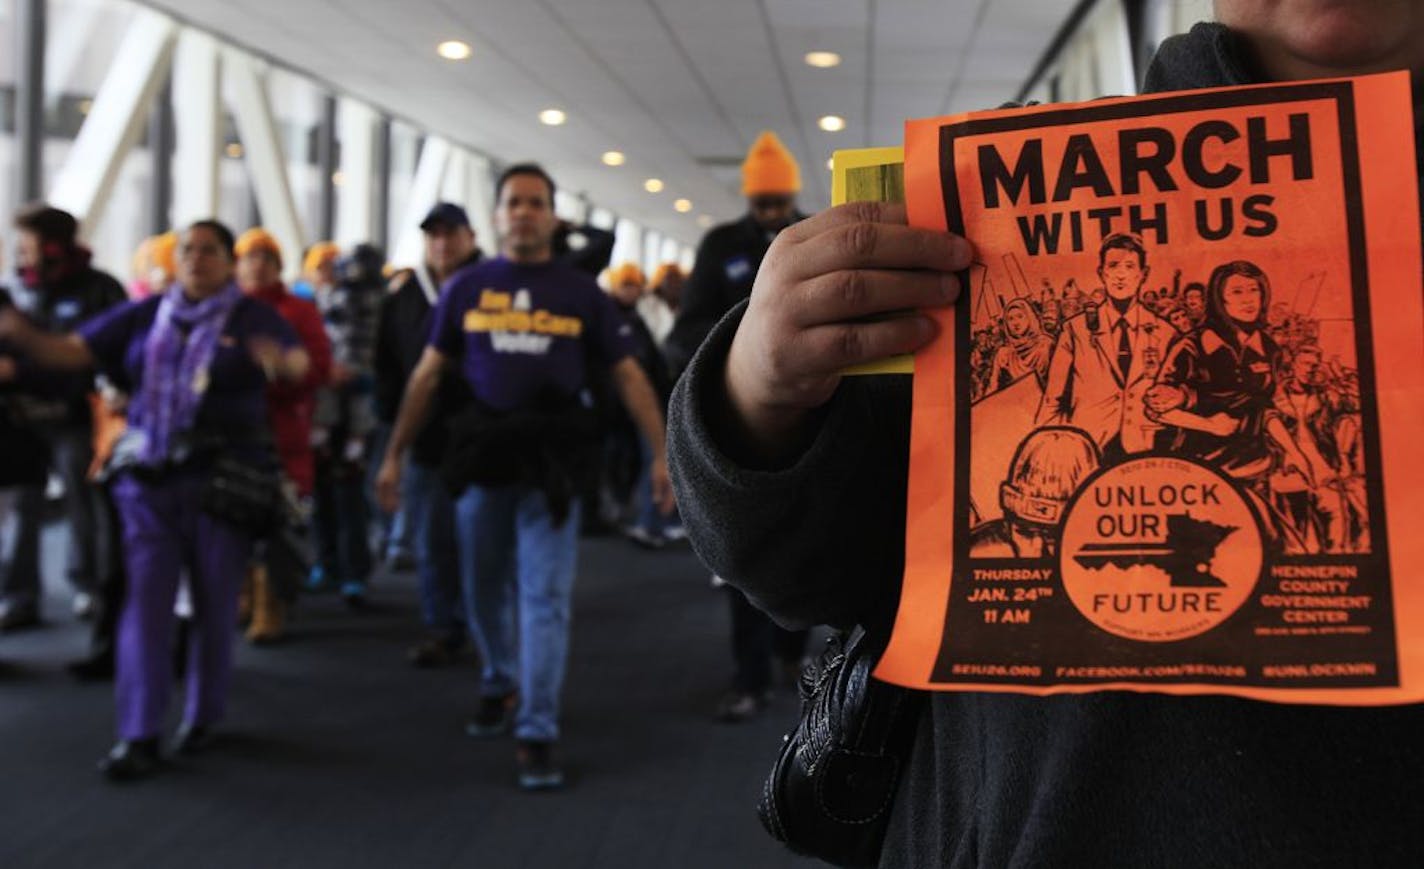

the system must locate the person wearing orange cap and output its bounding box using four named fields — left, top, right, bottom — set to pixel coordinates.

left=639, top=262, right=683, bottom=347
left=128, top=232, right=177, bottom=300
left=234, top=228, right=332, bottom=639
left=292, top=241, right=339, bottom=301
left=660, top=133, right=810, bottom=722
left=665, top=131, right=804, bottom=375
left=603, top=262, right=675, bottom=549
